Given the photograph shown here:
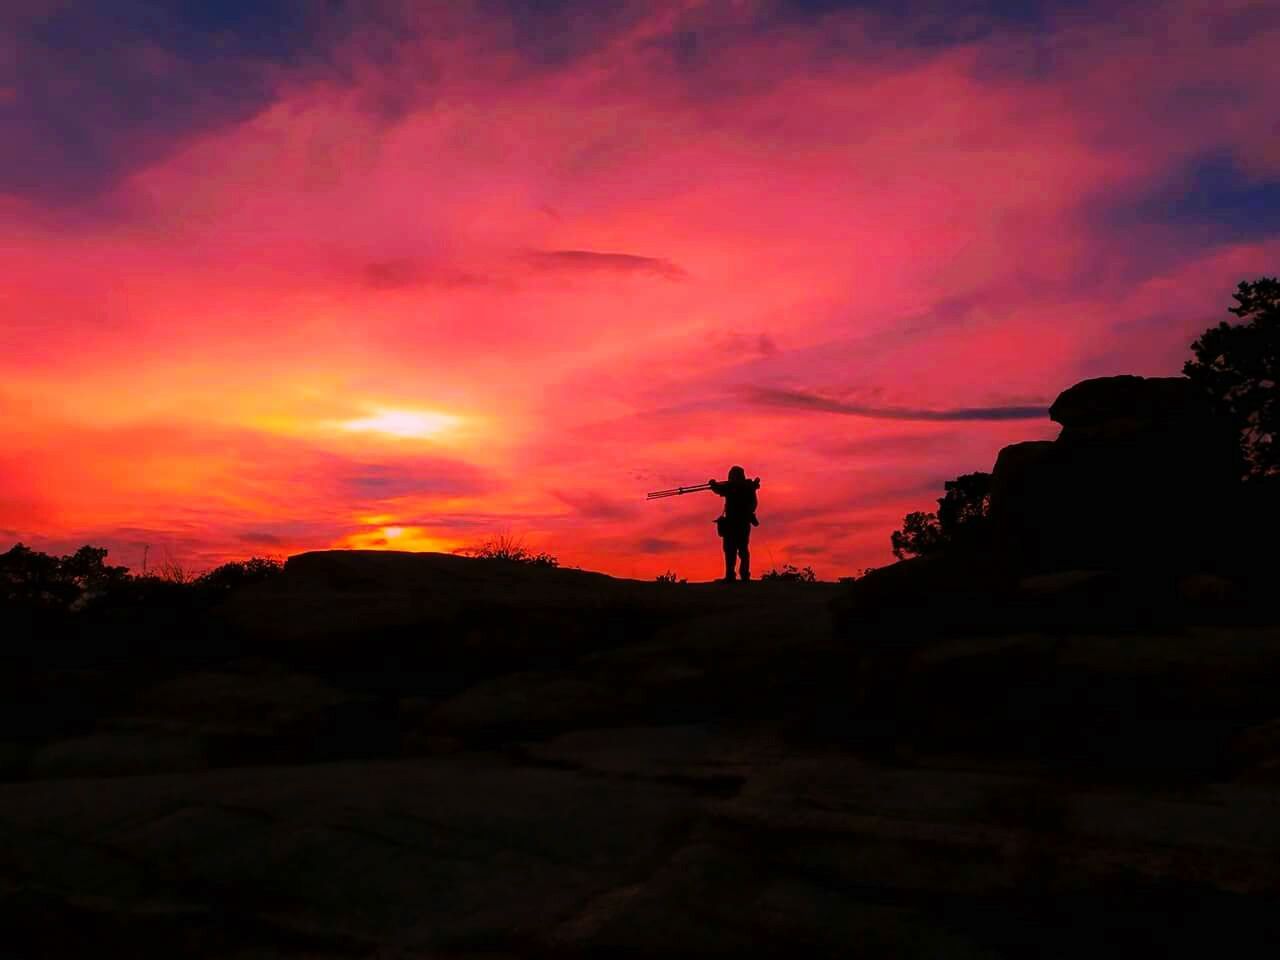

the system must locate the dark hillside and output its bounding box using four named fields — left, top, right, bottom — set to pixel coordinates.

left=3, top=542, right=1280, bottom=957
